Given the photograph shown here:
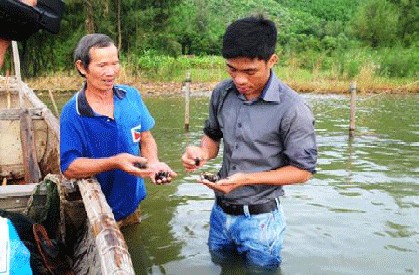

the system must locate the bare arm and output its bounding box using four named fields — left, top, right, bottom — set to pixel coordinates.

left=181, top=134, right=220, bottom=172
left=202, top=165, right=312, bottom=194
left=63, top=131, right=176, bottom=183
left=63, top=153, right=152, bottom=179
